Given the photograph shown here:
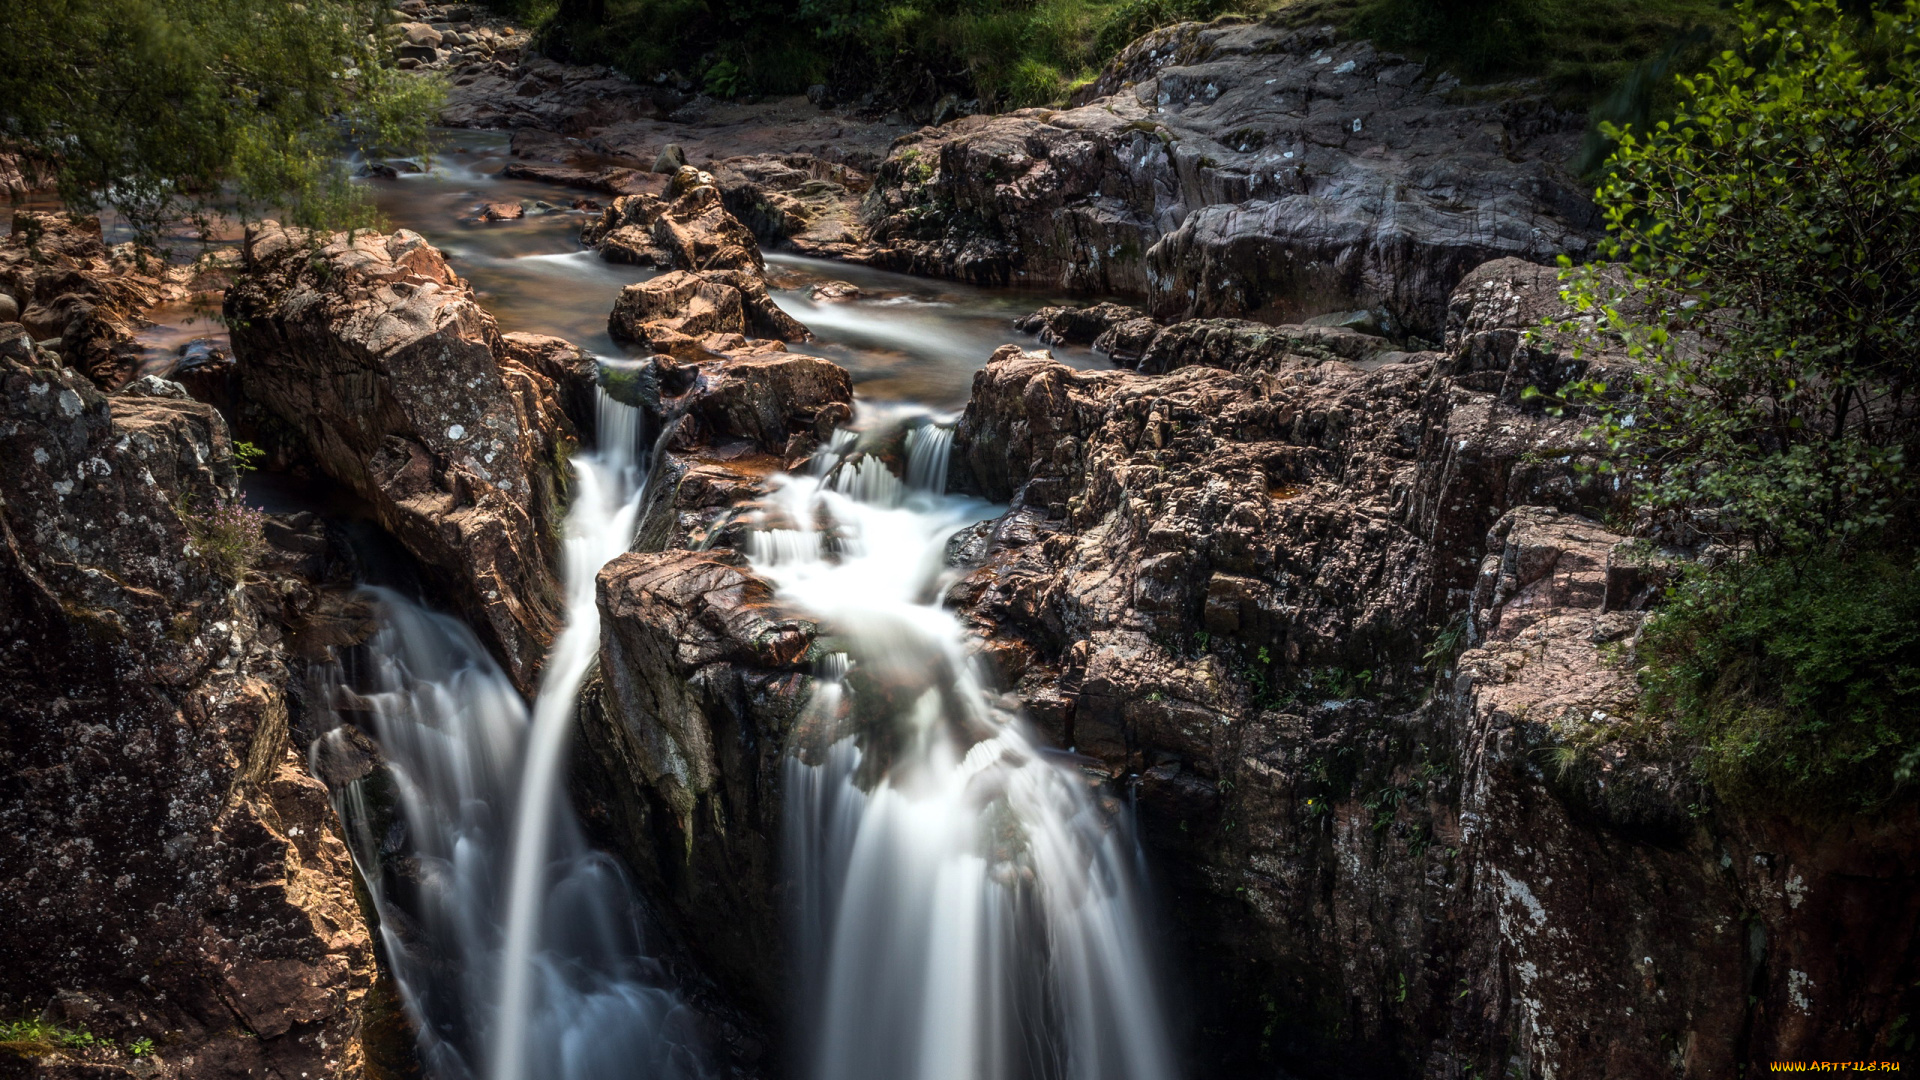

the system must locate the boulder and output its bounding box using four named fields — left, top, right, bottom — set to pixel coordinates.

left=861, top=23, right=1598, bottom=336
left=608, top=269, right=810, bottom=354
left=711, top=154, right=874, bottom=260
left=1012, top=300, right=1147, bottom=347
left=575, top=551, right=819, bottom=1020
left=0, top=345, right=377, bottom=1078
left=225, top=222, right=580, bottom=691
left=583, top=181, right=763, bottom=274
